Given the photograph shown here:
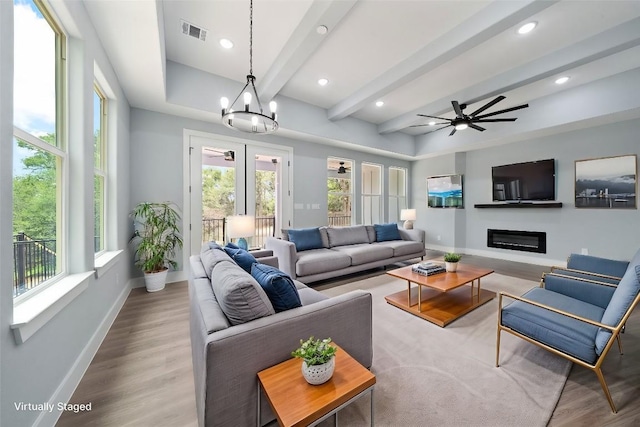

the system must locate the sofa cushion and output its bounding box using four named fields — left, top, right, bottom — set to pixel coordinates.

left=326, top=225, right=370, bottom=247
left=200, top=245, right=234, bottom=279
left=223, top=244, right=257, bottom=273
left=192, top=277, right=230, bottom=334
left=365, top=225, right=376, bottom=243
left=502, top=287, right=604, bottom=364
left=374, top=223, right=401, bottom=242
left=319, top=226, right=330, bottom=248
left=288, top=227, right=324, bottom=251
left=211, top=261, right=275, bottom=325
left=250, top=263, right=302, bottom=312
left=296, top=248, right=352, bottom=277
left=374, top=240, right=424, bottom=257
left=595, top=264, right=640, bottom=354
left=333, top=243, right=394, bottom=266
